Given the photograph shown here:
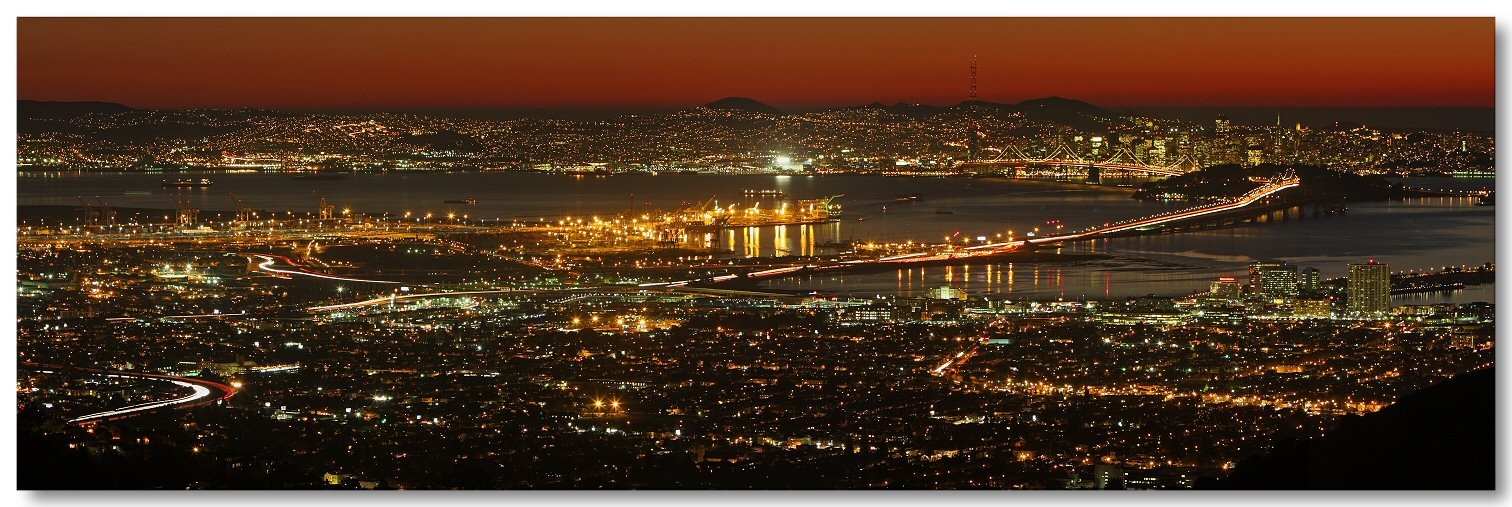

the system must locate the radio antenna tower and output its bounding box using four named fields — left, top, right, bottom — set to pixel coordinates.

left=969, top=55, right=978, bottom=101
